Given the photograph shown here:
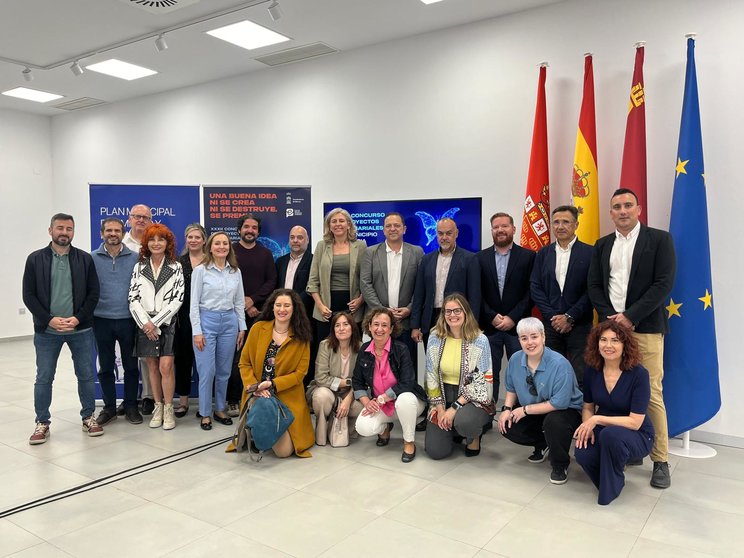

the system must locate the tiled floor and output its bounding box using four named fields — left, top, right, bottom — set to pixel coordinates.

left=1, top=338, right=741, bottom=558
